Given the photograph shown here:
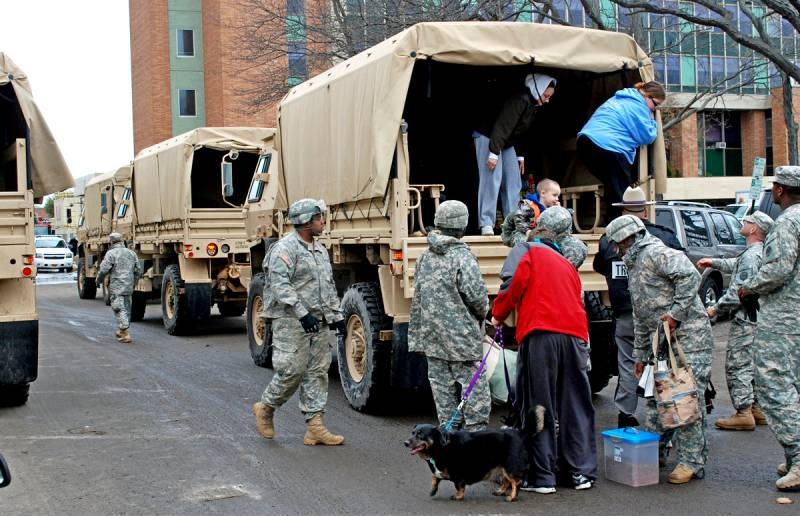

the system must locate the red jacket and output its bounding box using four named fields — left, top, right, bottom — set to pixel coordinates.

left=492, top=245, right=588, bottom=343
